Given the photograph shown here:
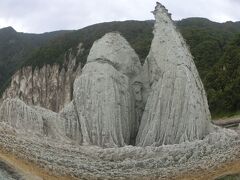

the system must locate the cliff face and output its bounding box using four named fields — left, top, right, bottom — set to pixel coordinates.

left=2, top=44, right=83, bottom=112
